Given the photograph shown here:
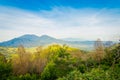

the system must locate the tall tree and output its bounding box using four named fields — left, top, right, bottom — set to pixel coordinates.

left=94, top=38, right=104, bottom=63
